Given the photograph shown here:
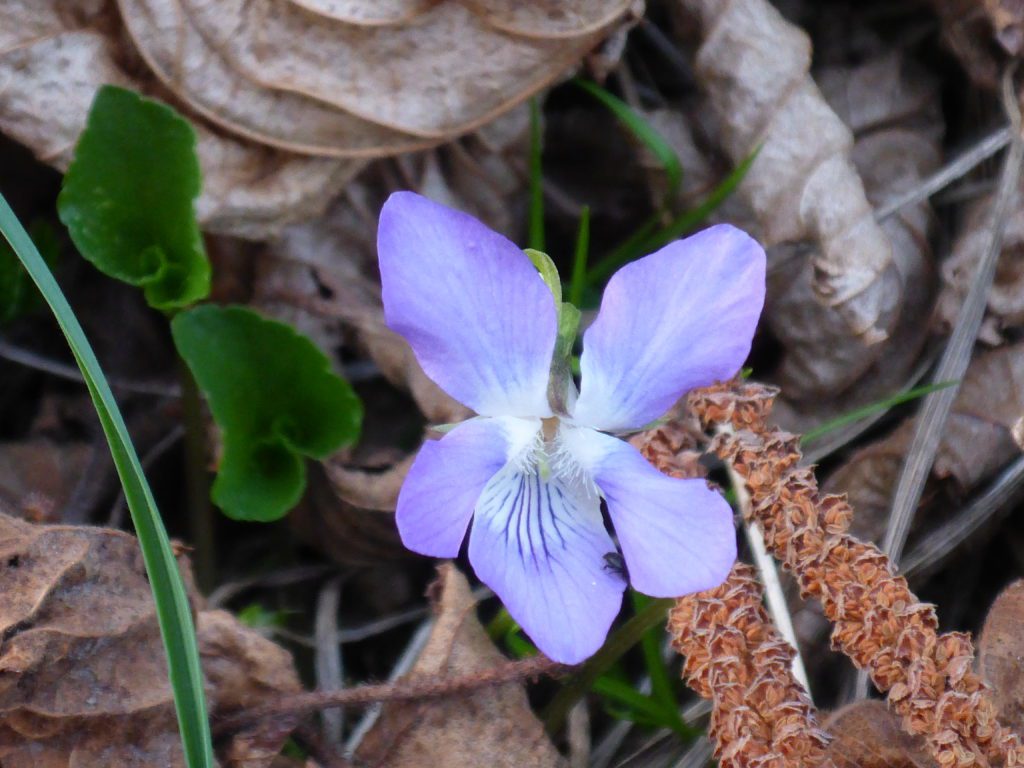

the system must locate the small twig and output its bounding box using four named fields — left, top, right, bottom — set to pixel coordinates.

left=214, top=654, right=565, bottom=736
left=883, top=70, right=1024, bottom=567
left=875, top=125, right=1013, bottom=221
left=315, top=576, right=345, bottom=748
left=207, top=563, right=335, bottom=608
left=0, top=338, right=180, bottom=397
left=720, top=426, right=811, bottom=696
